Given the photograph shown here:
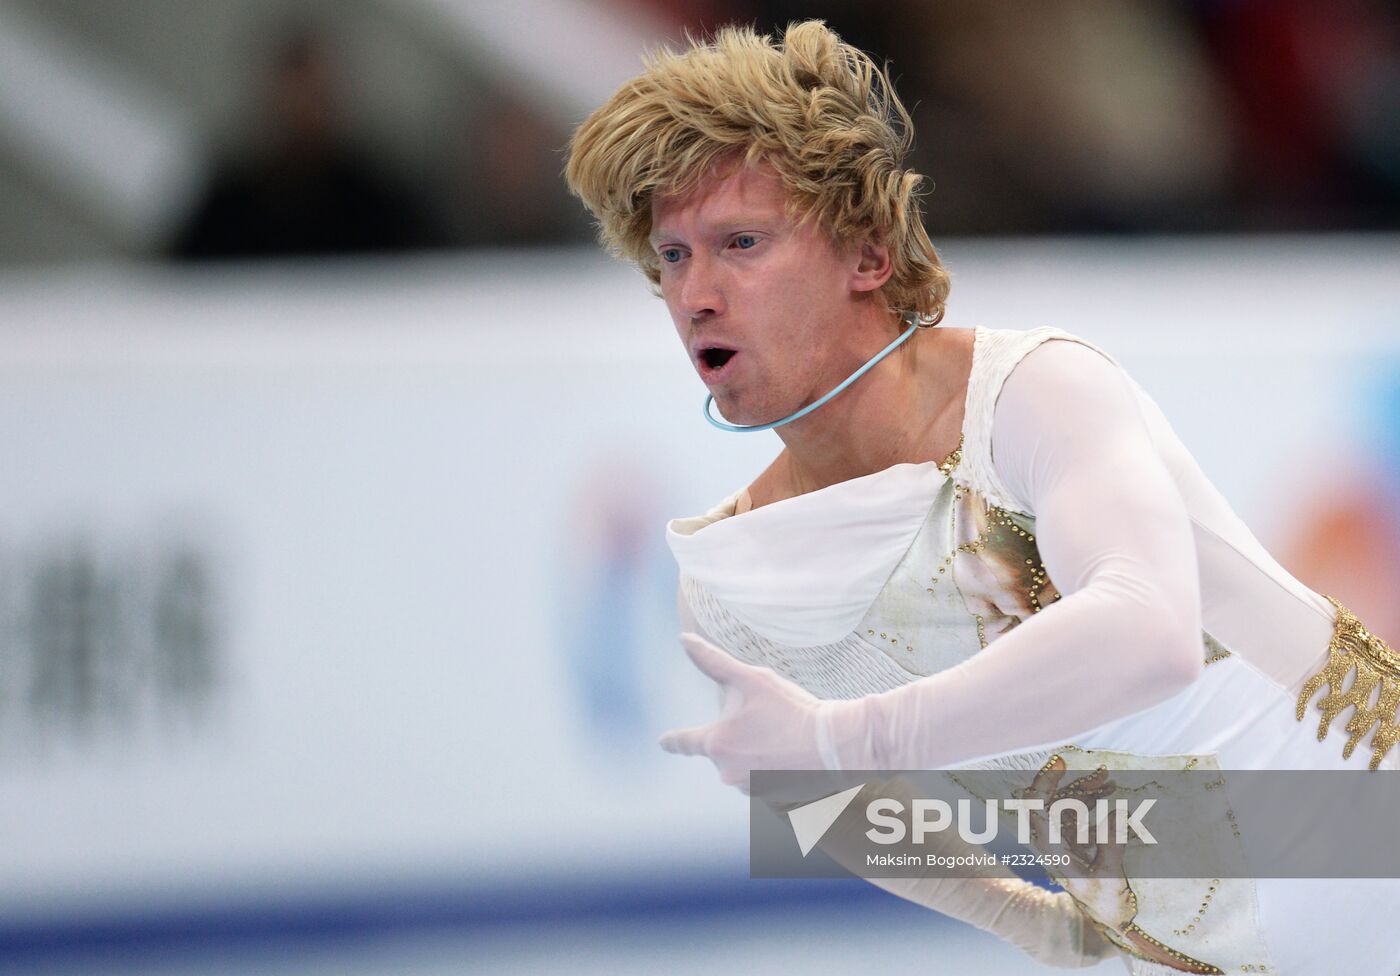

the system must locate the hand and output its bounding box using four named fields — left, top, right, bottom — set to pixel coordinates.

left=1024, top=756, right=1136, bottom=931
left=659, top=633, right=833, bottom=793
